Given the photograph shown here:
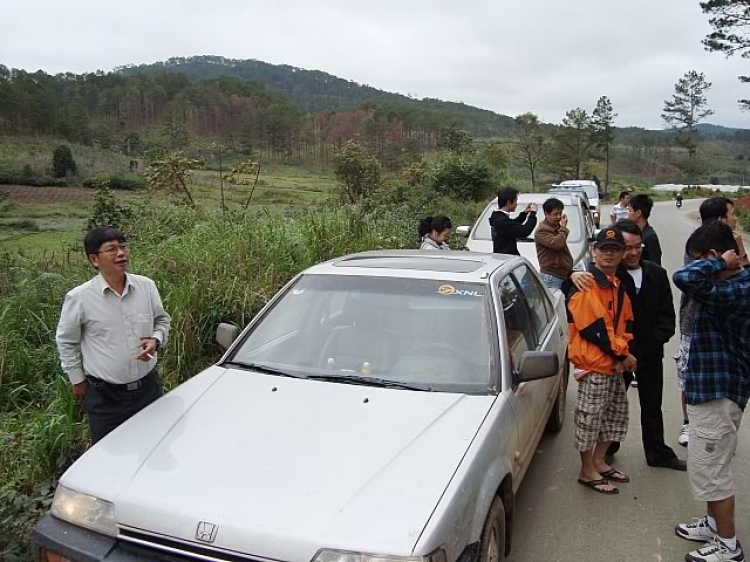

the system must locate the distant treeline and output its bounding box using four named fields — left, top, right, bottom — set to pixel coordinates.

left=0, top=62, right=508, bottom=168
